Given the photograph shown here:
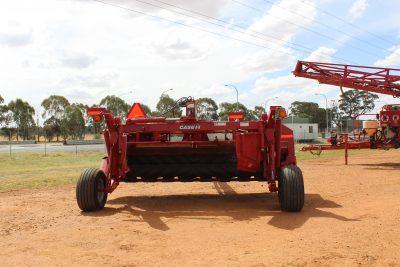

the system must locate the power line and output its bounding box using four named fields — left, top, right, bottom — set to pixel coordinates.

left=129, top=0, right=317, bottom=54
left=95, top=0, right=357, bottom=64
left=257, top=0, right=393, bottom=57
left=91, top=0, right=308, bottom=59
left=298, top=0, right=397, bottom=47
left=143, top=0, right=376, bottom=60
left=233, top=0, right=389, bottom=53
